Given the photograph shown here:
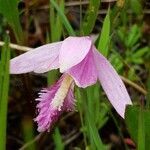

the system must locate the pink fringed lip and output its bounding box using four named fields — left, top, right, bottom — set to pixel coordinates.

left=34, top=75, right=75, bottom=132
